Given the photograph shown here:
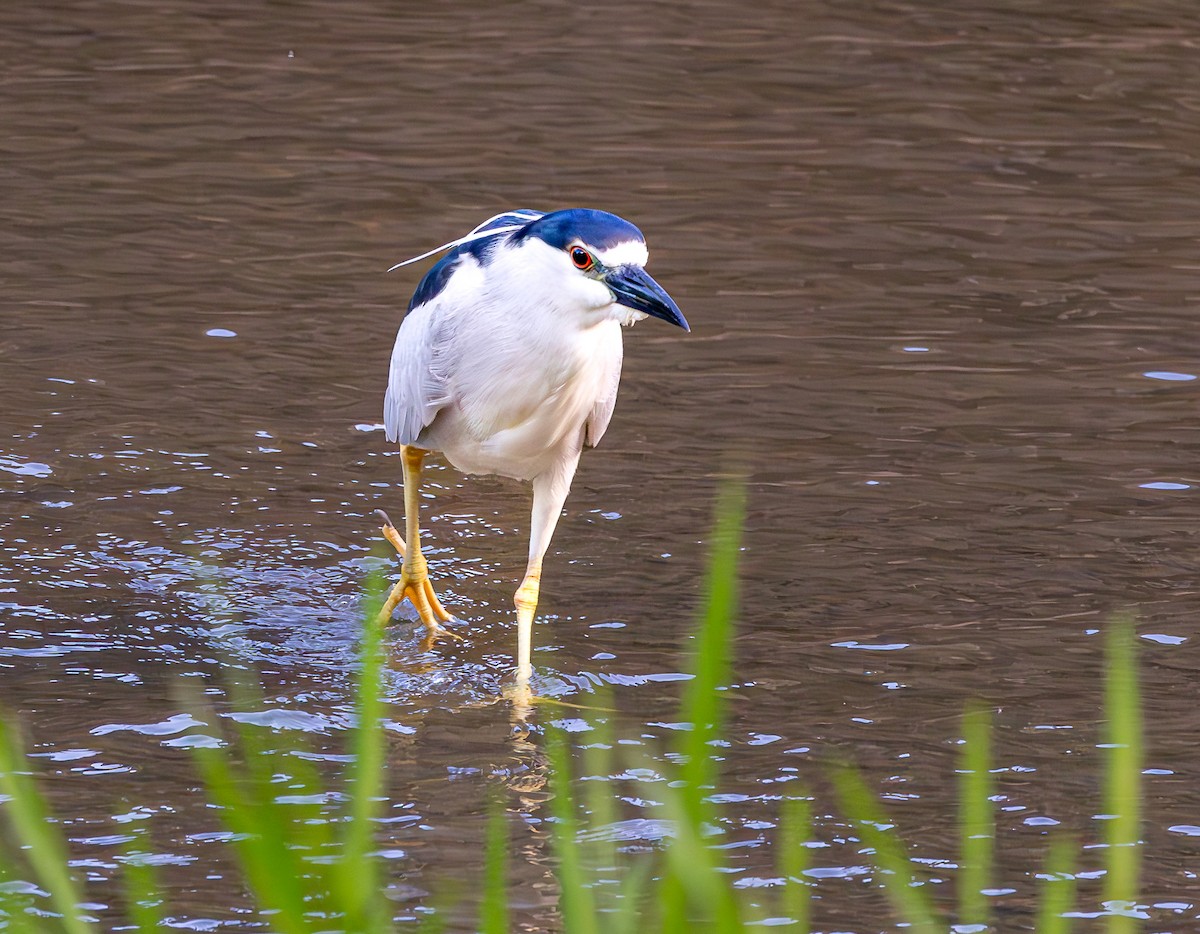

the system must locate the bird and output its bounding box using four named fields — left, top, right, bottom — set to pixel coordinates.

left=374, top=207, right=689, bottom=686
